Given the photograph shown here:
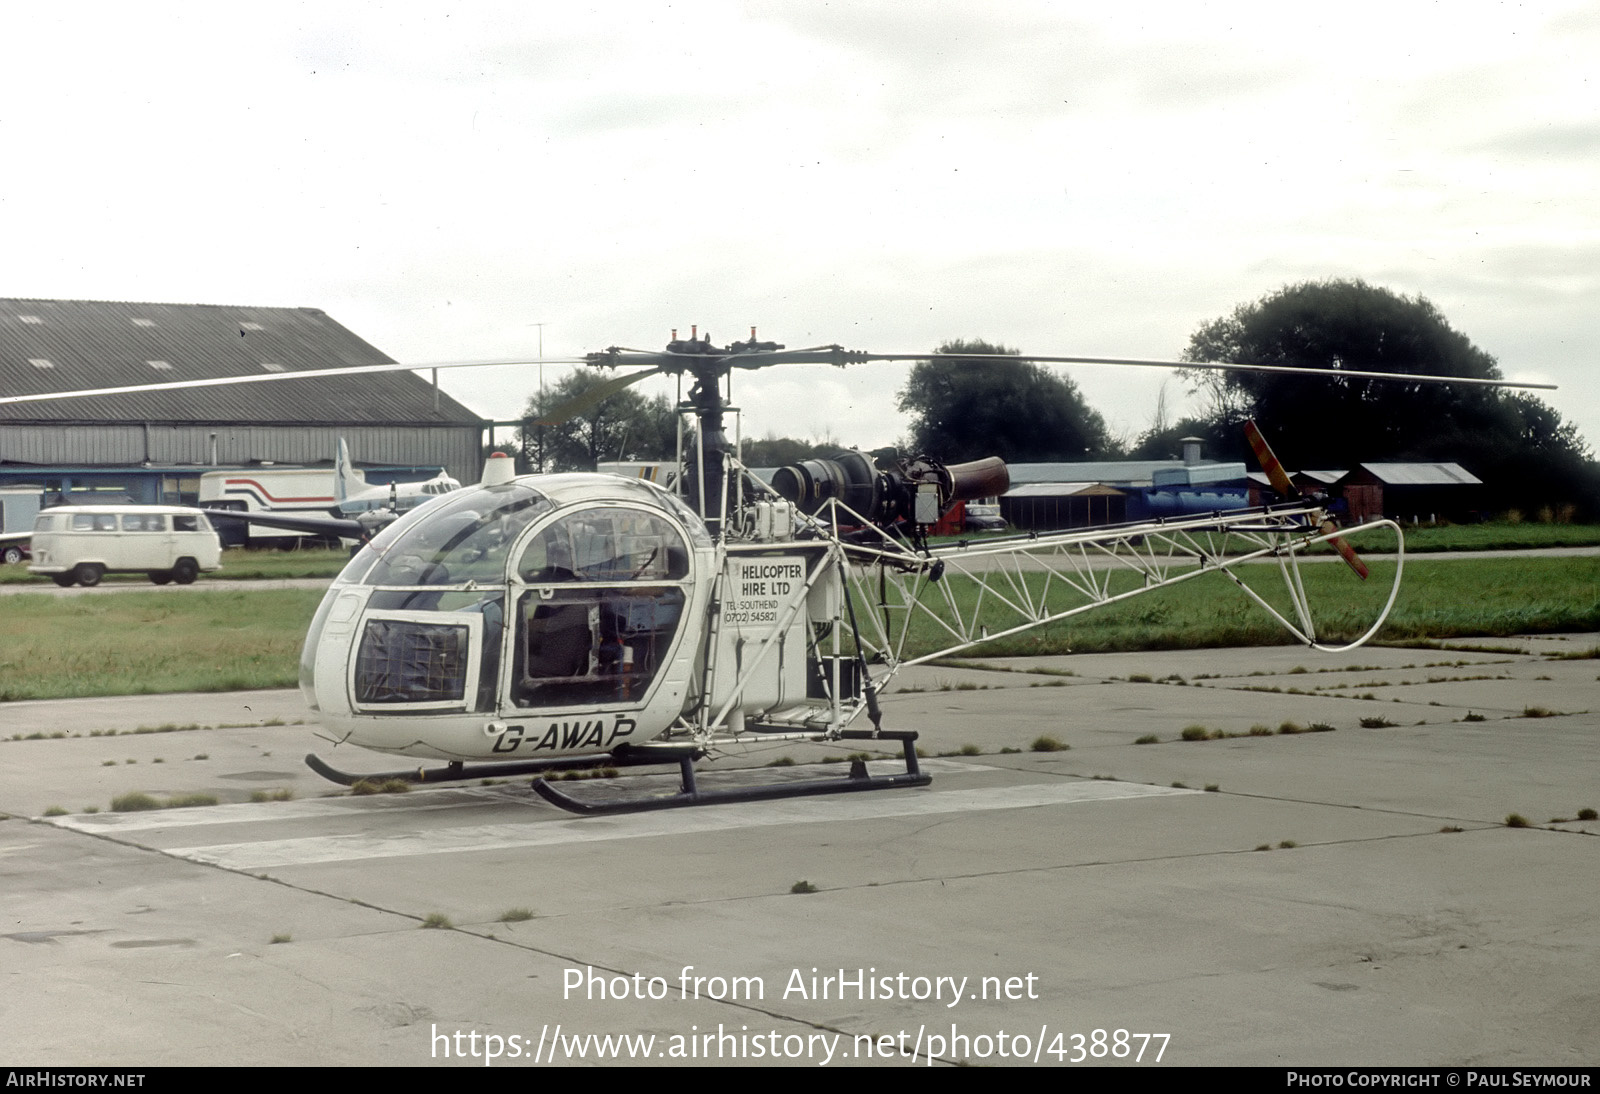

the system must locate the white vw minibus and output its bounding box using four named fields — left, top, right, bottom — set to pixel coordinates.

left=28, top=506, right=223, bottom=587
